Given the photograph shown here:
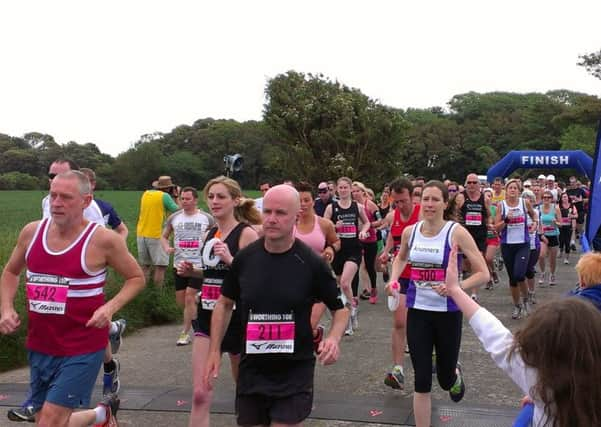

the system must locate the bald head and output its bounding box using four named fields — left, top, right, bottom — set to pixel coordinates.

left=264, top=184, right=301, bottom=214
